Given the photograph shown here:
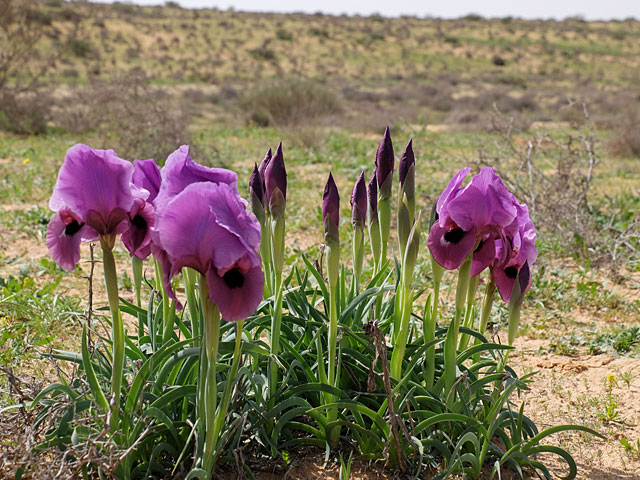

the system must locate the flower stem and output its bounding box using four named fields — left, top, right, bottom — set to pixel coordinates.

left=183, top=267, right=201, bottom=341
left=131, top=256, right=144, bottom=339
left=458, top=274, right=479, bottom=351
left=425, top=259, right=443, bottom=390
left=213, top=319, right=245, bottom=443
left=327, top=282, right=340, bottom=447
left=199, top=275, right=221, bottom=476
left=444, top=254, right=472, bottom=409
left=100, top=236, right=123, bottom=431
left=268, top=276, right=283, bottom=407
